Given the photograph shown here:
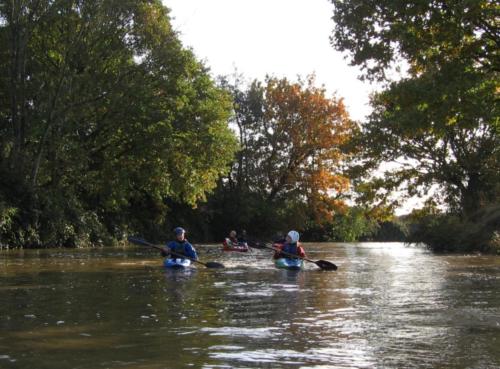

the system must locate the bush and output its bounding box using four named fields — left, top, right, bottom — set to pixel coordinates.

left=409, top=204, right=500, bottom=254
left=330, top=207, right=378, bottom=242
left=372, top=220, right=409, bottom=242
